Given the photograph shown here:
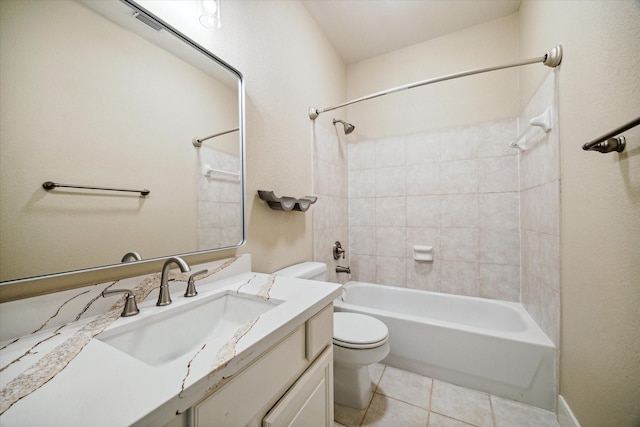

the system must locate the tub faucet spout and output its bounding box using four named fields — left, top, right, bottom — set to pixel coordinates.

left=336, top=265, right=351, bottom=274
left=157, top=256, right=191, bottom=306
